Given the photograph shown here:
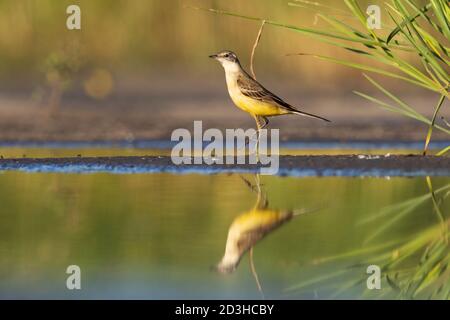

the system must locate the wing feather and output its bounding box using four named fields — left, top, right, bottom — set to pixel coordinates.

left=237, top=73, right=331, bottom=122
left=237, top=73, right=296, bottom=112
